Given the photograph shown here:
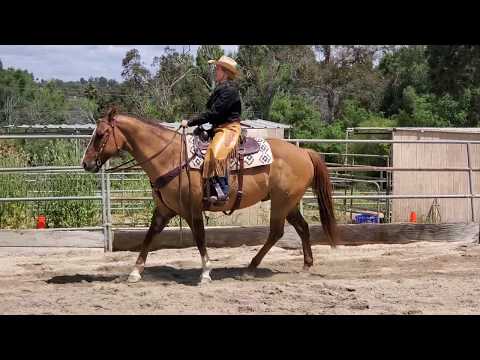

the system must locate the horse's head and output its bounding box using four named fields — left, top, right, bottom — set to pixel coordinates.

left=81, top=107, right=126, bottom=173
